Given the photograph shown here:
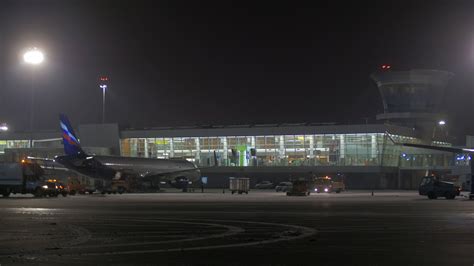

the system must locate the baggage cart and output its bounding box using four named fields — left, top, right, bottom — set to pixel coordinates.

left=229, top=177, right=249, bottom=194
